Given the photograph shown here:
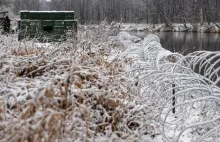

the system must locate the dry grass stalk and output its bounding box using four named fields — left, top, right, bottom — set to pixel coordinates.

left=0, top=23, right=157, bottom=142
